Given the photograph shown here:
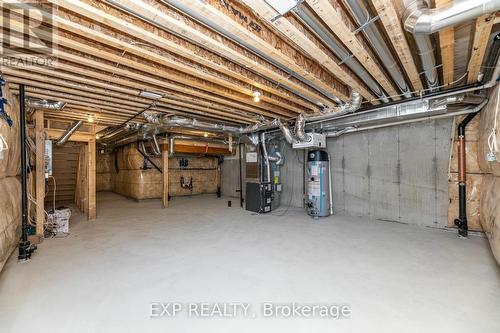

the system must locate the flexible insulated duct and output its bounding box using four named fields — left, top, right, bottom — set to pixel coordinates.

left=404, top=0, right=500, bottom=34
